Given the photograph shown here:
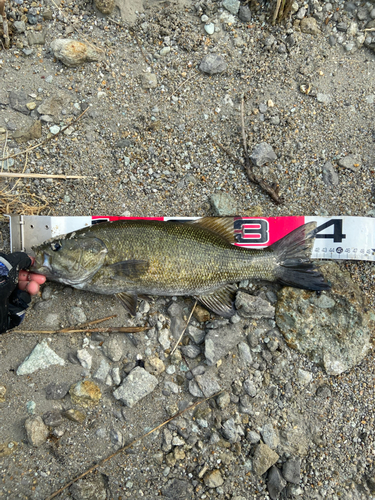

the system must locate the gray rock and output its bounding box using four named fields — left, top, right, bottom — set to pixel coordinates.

left=45, top=382, right=69, bottom=400
left=102, top=337, right=123, bottom=362
left=276, top=262, right=374, bottom=375
left=238, top=341, right=252, bottom=365
left=70, top=474, right=107, bottom=500
left=253, top=442, right=279, bottom=476
left=162, top=478, right=194, bottom=499
left=317, top=93, right=331, bottom=104
left=282, top=458, right=301, bottom=484
left=221, top=417, right=243, bottom=443
left=261, top=423, right=280, bottom=450
left=268, top=466, right=287, bottom=499
left=338, top=154, right=361, bottom=171
left=17, top=339, right=65, bottom=375
left=322, top=161, right=339, bottom=186
left=37, top=96, right=65, bottom=118
left=76, top=349, right=92, bottom=370
left=113, top=367, right=158, bottom=407
left=300, top=17, right=320, bottom=35
left=93, top=359, right=111, bottom=383
left=13, top=21, right=26, bottom=33
left=238, top=5, right=251, bottom=22
left=199, top=54, right=227, bottom=75
left=210, top=192, right=237, bottom=216
left=140, top=73, right=157, bottom=89
left=51, top=39, right=100, bottom=67
left=167, top=302, right=186, bottom=340
left=110, top=428, right=123, bottom=447
left=27, top=31, right=46, bottom=45
left=216, top=390, right=231, bottom=409
left=187, top=325, right=205, bottom=344
left=329, top=35, right=337, bottom=46
left=181, top=344, right=201, bottom=358
left=336, top=21, right=348, bottom=32
left=111, top=367, right=121, bottom=385
left=94, top=0, right=115, bottom=15
left=25, top=416, right=49, bottom=447
left=247, top=430, right=261, bottom=443
left=9, top=91, right=30, bottom=115
left=223, top=0, right=240, bottom=15
left=188, top=372, right=221, bottom=397
left=250, top=142, right=277, bottom=166
left=42, top=411, right=64, bottom=427
left=243, top=378, right=257, bottom=397
left=235, top=292, right=275, bottom=319
left=69, top=307, right=87, bottom=324
left=205, top=323, right=246, bottom=366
